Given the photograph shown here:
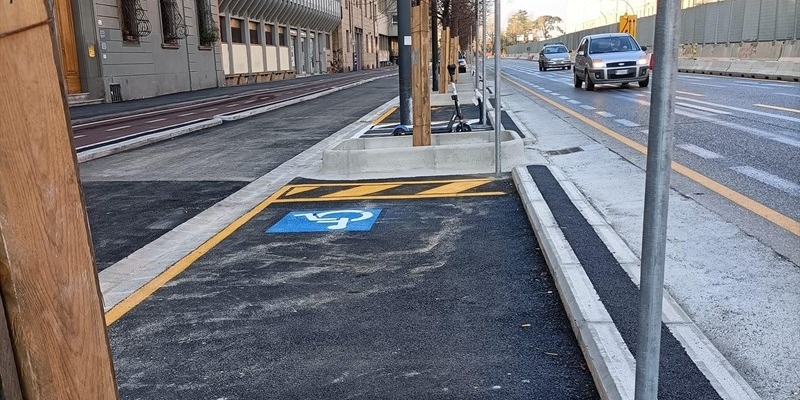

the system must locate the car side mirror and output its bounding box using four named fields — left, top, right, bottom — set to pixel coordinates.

left=641, top=46, right=647, bottom=51
left=577, top=51, right=584, bottom=56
